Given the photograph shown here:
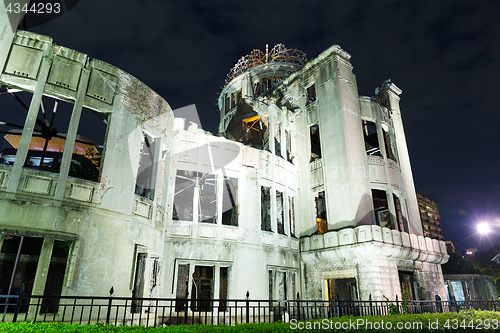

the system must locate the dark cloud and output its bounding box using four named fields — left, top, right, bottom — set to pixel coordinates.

left=1, top=0, right=494, bottom=251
